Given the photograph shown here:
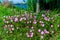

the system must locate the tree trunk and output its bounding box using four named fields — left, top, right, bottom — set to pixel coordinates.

left=4, top=0, right=9, bottom=7
left=36, top=0, right=39, bottom=13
